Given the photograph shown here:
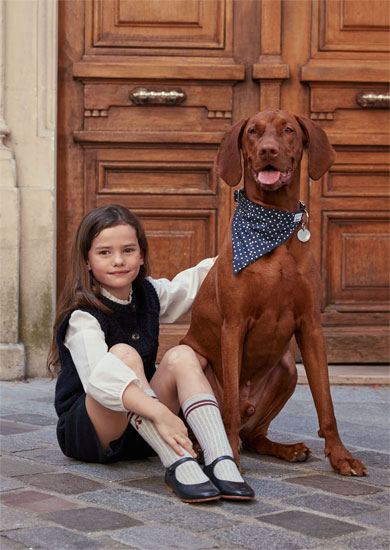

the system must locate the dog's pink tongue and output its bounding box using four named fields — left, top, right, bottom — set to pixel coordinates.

left=258, top=170, right=280, bottom=185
